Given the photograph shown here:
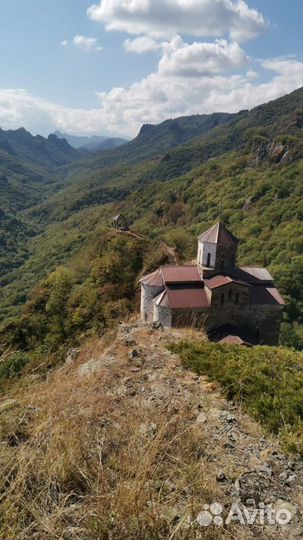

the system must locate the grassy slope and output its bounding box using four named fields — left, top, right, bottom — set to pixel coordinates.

left=170, top=341, right=303, bottom=455
left=0, top=127, right=81, bottom=168
left=1, top=323, right=302, bottom=540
